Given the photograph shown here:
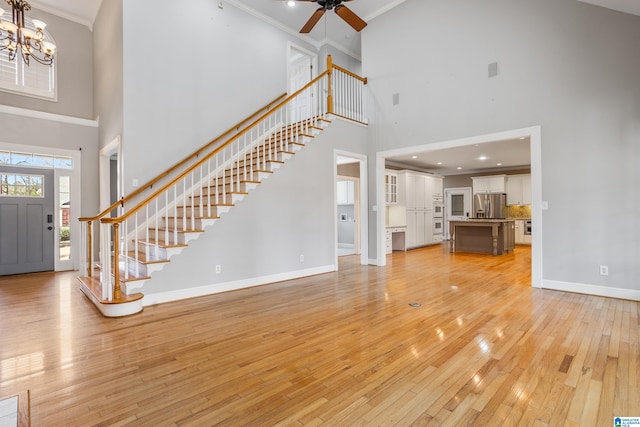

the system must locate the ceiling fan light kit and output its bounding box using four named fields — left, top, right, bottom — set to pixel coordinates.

left=0, top=0, right=56, bottom=66
left=296, top=0, right=367, bottom=33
